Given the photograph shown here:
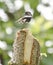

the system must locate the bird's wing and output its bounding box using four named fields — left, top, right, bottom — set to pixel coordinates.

left=16, top=15, right=32, bottom=23
left=16, top=17, right=27, bottom=24
left=16, top=17, right=23, bottom=23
